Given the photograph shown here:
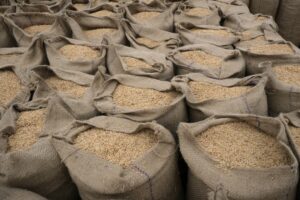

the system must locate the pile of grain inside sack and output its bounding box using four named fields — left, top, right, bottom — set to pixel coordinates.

left=0, top=53, right=22, bottom=65
left=45, top=76, right=87, bottom=98
left=180, top=50, right=222, bottom=67
left=197, top=121, right=291, bottom=168
left=23, top=25, right=52, bottom=35
left=136, top=37, right=160, bottom=48
left=0, top=70, right=21, bottom=106
left=189, top=81, right=251, bottom=102
left=185, top=7, right=212, bottom=17
left=59, top=44, right=101, bottom=62
left=90, top=10, right=115, bottom=17
left=289, top=126, right=300, bottom=148
left=83, top=28, right=117, bottom=41
left=113, top=85, right=178, bottom=109
left=249, top=44, right=294, bottom=55
left=191, top=28, right=232, bottom=37
left=132, top=11, right=161, bottom=21
left=122, top=56, right=152, bottom=69
left=73, top=3, right=88, bottom=11
left=8, top=109, right=47, bottom=152
left=74, top=128, right=158, bottom=168
left=273, top=64, right=300, bottom=86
